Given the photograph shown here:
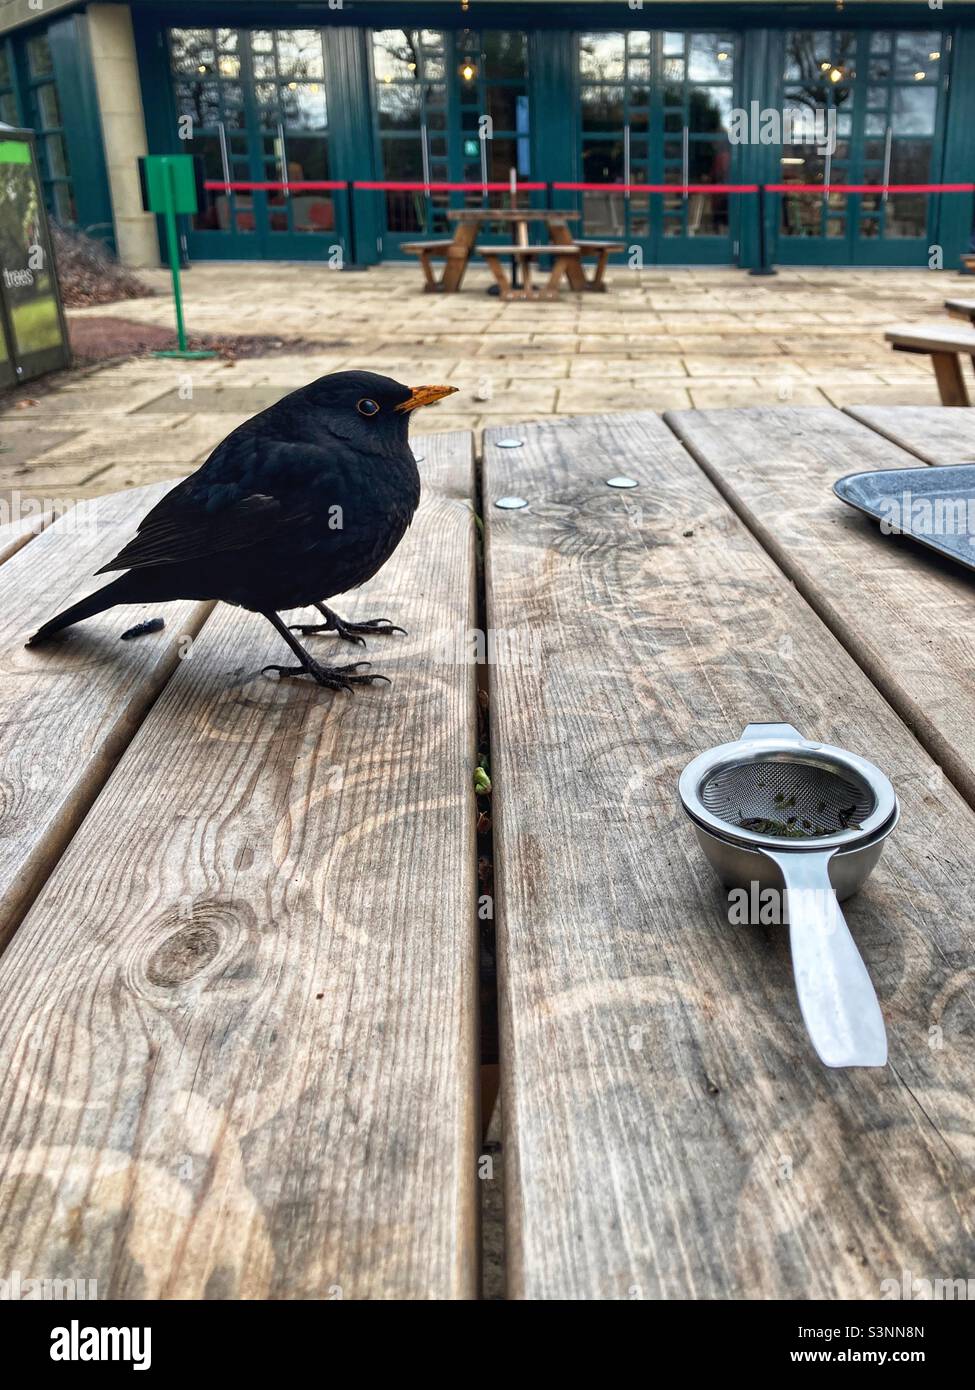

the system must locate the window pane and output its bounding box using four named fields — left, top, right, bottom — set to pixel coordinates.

left=377, top=83, right=421, bottom=129
left=483, top=31, right=526, bottom=79
left=281, top=83, right=326, bottom=130
left=581, top=138, right=623, bottom=182
left=373, top=30, right=419, bottom=83
left=27, top=34, right=54, bottom=77
left=52, top=181, right=77, bottom=224
left=45, top=133, right=69, bottom=177
left=894, top=32, right=941, bottom=80
left=169, top=29, right=214, bottom=75
left=36, top=84, right=62, bottom=128
left=581, top=87, right=623, bottom=132
left=884, top=194, right=926, bottom=237
left=892, top=85, right=937, bottom=135
left=689, top=86, right=733, bottom=134
left=579, top=33, right=624, bottom=82
left=687, top=34, right=735, bottom=83
left=276, top=30, right=324, bottom=80
left=890, top=138, right=932, bottom=182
